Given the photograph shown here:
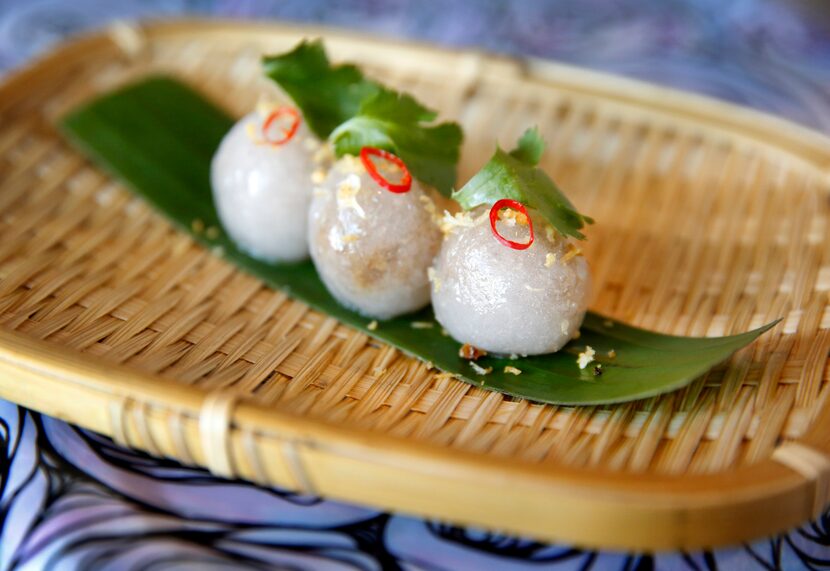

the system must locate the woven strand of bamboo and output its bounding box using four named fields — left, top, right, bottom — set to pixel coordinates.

left=0, top=19, right=829, bottom=551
